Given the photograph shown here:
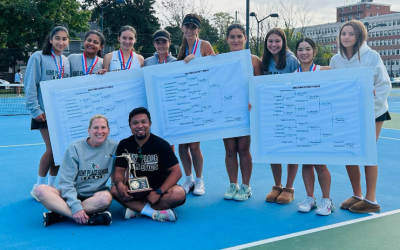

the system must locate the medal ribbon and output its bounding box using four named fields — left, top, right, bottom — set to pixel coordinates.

left=298, top=63, right=316, bottom=72
left=186, top=38, right=199, bottom=56
left=51, top=49, right=64, bottom=79
left=157, top=52, right=168, bottom=64
left=118, top=49, right=133, bottom=70
left=82, top=52, right=98, bottom=75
